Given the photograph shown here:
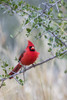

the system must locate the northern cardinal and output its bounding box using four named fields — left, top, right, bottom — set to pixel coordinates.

left=9, top=40, right=39, bottom=79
